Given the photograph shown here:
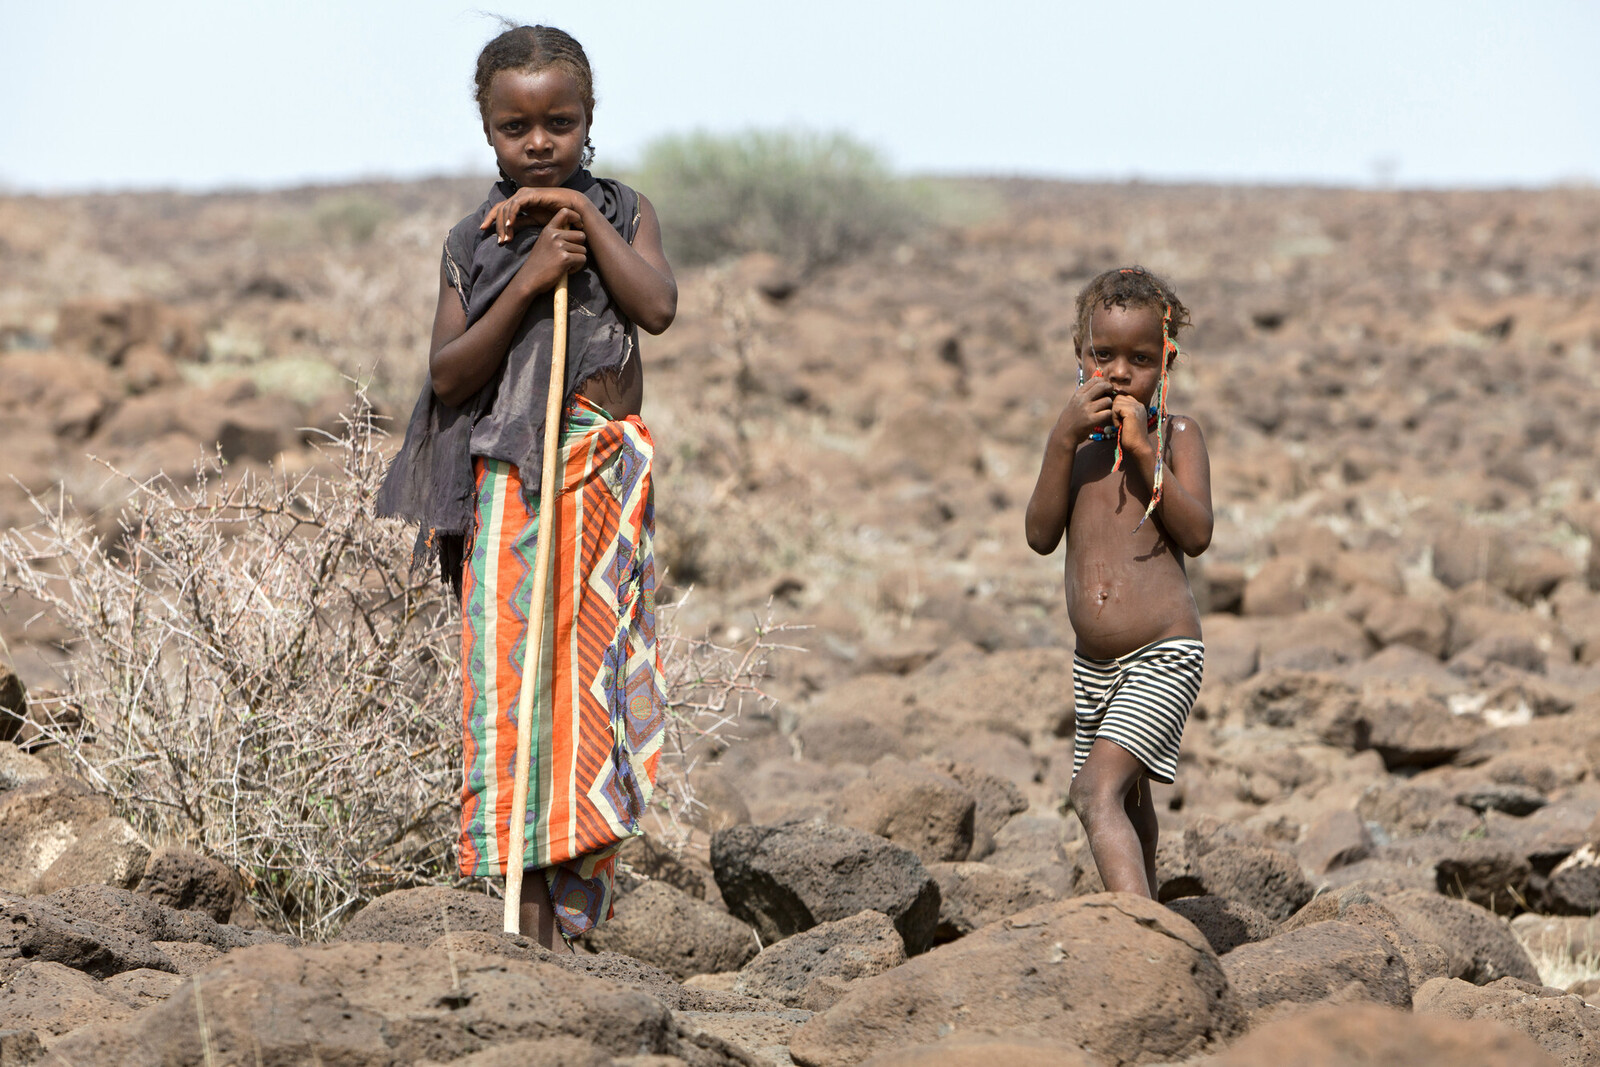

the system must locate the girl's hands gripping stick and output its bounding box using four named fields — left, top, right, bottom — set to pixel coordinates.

left=517, top=206, right=587, bottom=295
